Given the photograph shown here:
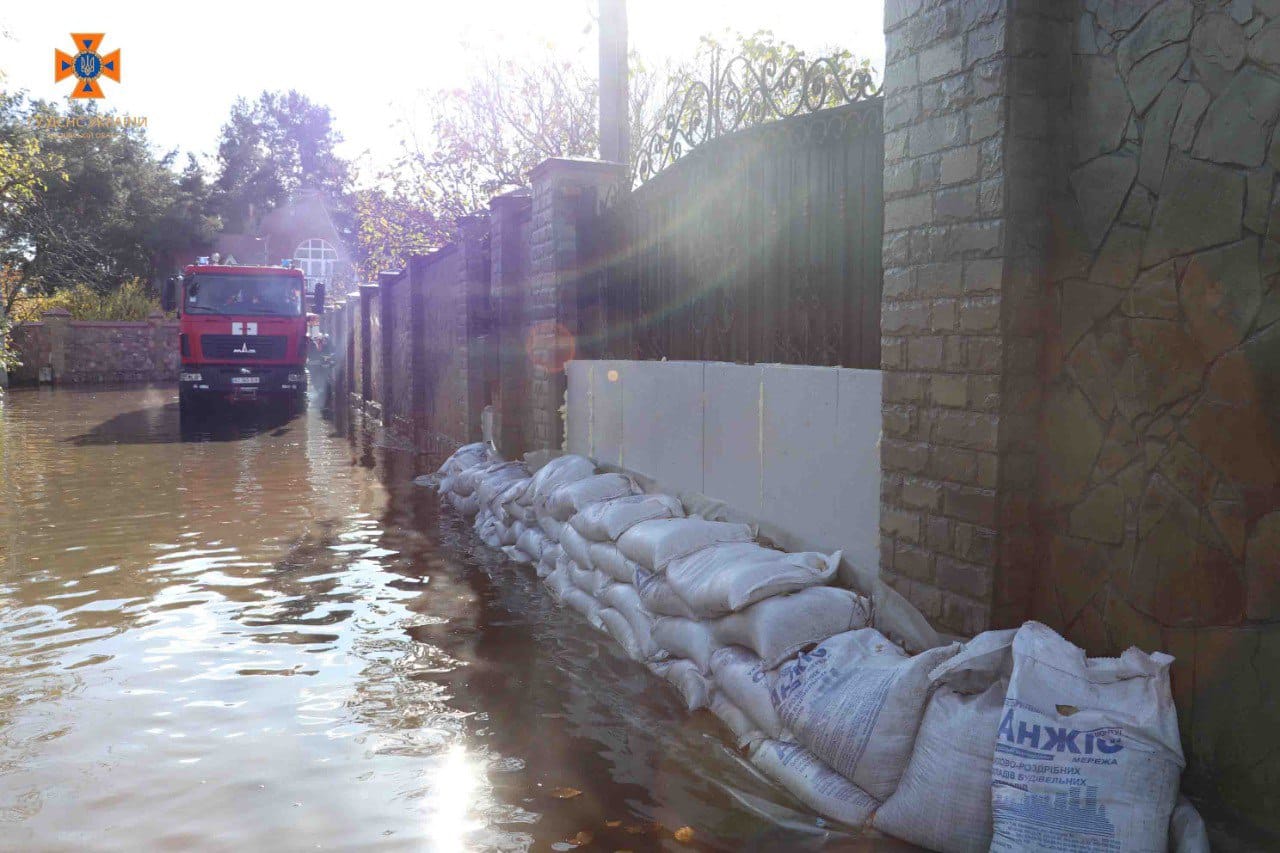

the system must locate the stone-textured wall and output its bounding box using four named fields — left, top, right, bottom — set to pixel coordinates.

left=8, top=311, right=179, bottom=385
left=1033, top=0, right=1280, bottom=833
